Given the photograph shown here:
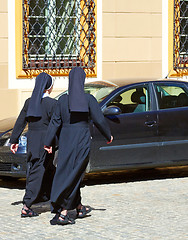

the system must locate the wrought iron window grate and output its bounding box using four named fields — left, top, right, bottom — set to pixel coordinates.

left=174, top=0, right=188, bottom=70
left=22, top=0, right=96, bottom=74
